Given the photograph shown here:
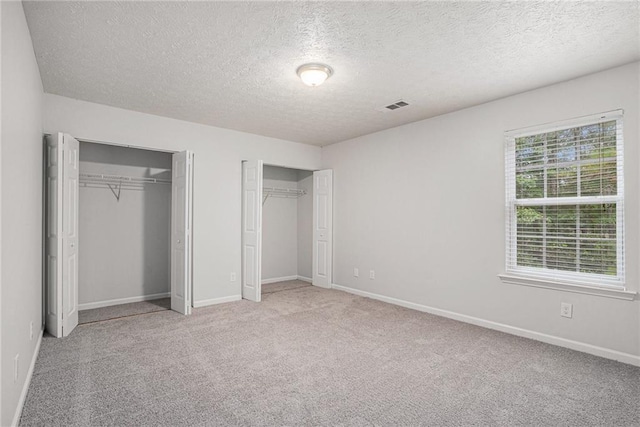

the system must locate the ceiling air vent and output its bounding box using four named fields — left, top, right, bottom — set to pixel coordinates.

left=384, top=100, right=409, bottom=111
